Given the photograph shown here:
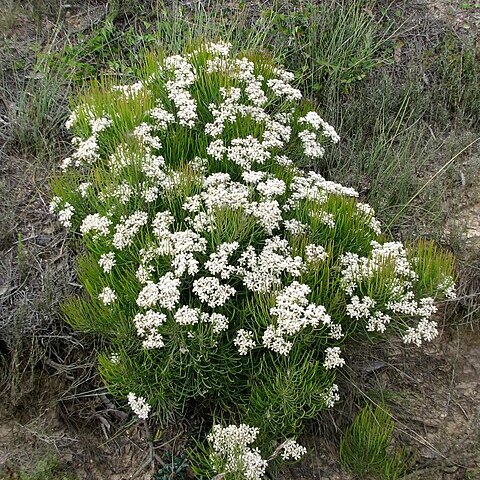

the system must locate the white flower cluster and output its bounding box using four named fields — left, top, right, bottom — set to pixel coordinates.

left=284, top=219, right=308, bottom=235
left=346, top=295, right=376, bottom=320
left=205, top=242, right=239, bottom=279
left=113, top=211, right=149, bottom=250
left=279, top=439, right=307, bottom=461
left=134, top=122, right=162, bottom=150
left=99, top=252, right=116, bottom=273
left=323, top=346, right=345, bottom=370
left=137, top=272, right=181, bottom=310
left=163, top=54, right=197, bottom=127
left=63, top=109, right=112, bottom=169
left=437, top=275, right=456, bottom=299
left=234, top=329, right=256, bottom=355
left=172, top=306, right=229, bottom=333
left=298, top=111, right=340, bottom=144
left=50, top=198, right=75, bottom=228
left=237, top=237, right=304, bottom=293
left=112, top=81, right=145, bottom=99
left=340, top=242, right=417, bottom=296
left=263, top=282, right=341, bottom=355
left=305, top=244, right=328, bottom=263
left=298, top=130, right=325, bottom=159
left=77, top=181, right=91, bottom=197
left=340, top=240, right=445, bottom=343
left=321, top=383, right=340, bottom=408
left=80, top=213, right=111, bottom=238
left=98, top=286, right=116, bottom=306
left=356, top=202, right=382, bottom=235
left=133, top=310, right=166, bottom=349
left=207, top=424, right=268, bottom=480
left=193, top=276, right=236, bottom=308
left=127, top=392, right=151, bottom=419
left=148, top=103, right=175, bottom=129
